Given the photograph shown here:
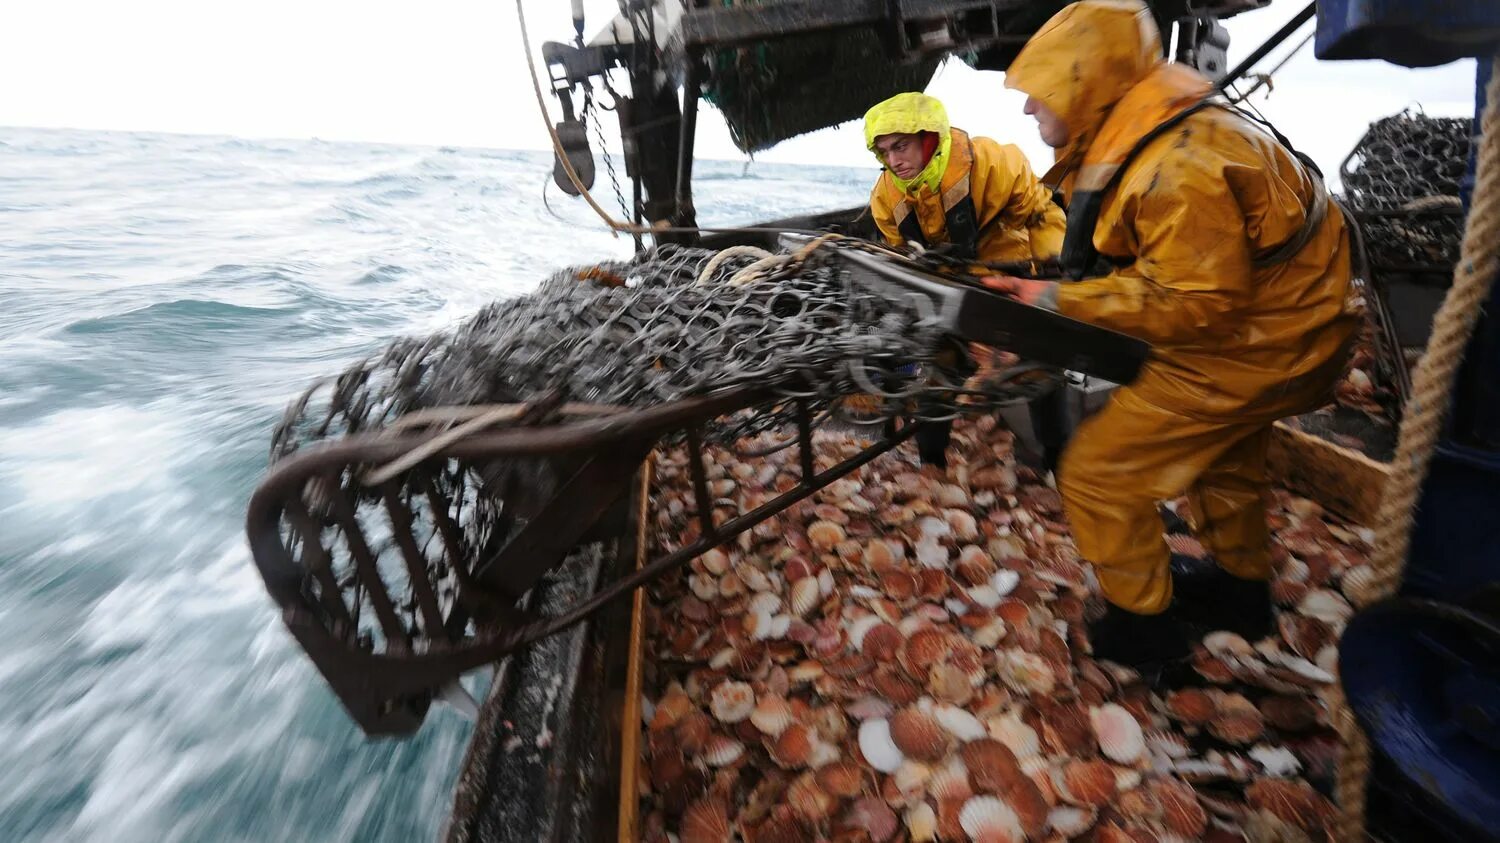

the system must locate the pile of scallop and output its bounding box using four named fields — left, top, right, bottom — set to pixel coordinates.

left=638, top=416, right=1366, bottom=843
